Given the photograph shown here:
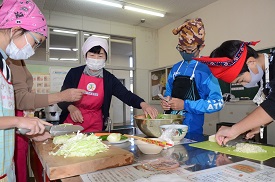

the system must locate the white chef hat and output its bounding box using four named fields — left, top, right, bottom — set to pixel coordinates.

left=82, top=36, right=108, bottom=57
